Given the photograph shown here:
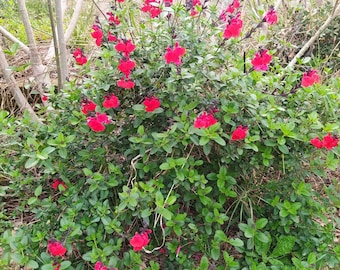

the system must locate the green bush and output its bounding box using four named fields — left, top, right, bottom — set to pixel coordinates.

left=1, top=1, right=339, bottom=269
